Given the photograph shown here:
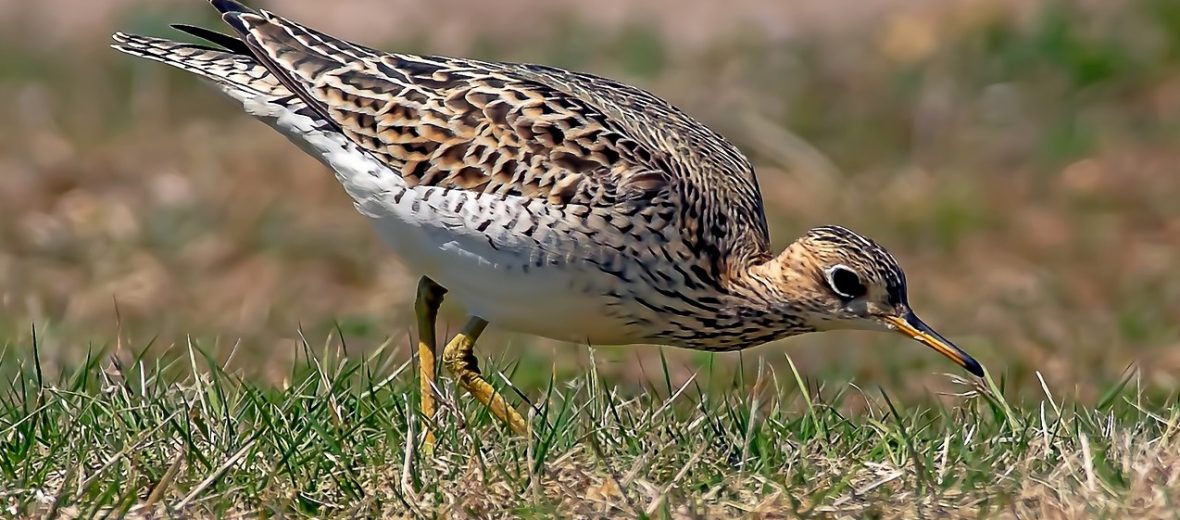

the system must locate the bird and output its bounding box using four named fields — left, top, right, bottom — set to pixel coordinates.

left=112, top=0, right=984, bottom=449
